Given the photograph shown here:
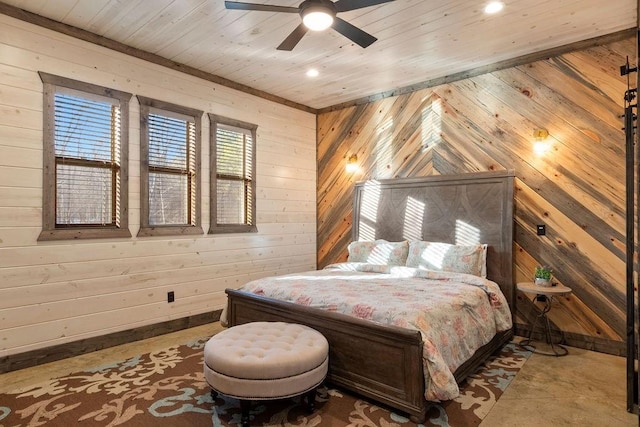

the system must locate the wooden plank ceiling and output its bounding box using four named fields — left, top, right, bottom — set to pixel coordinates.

left=0, top=0, right=636, bottom=109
